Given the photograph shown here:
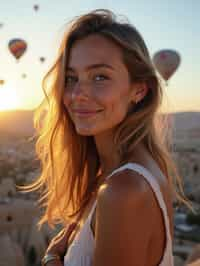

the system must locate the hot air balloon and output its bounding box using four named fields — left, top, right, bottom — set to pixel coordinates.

left=152, top=49, right=181, bottom=84
left=39, top=56, right=45, bottom=63
left=8, top=38, right=27, bottom=61
left=33, top=4, right=39, bottom=11
left=0, top=80, right=5, bottom=85
left=22, top=73, right=27, bottom=79
left=0, top=23, right=3, bottom=28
